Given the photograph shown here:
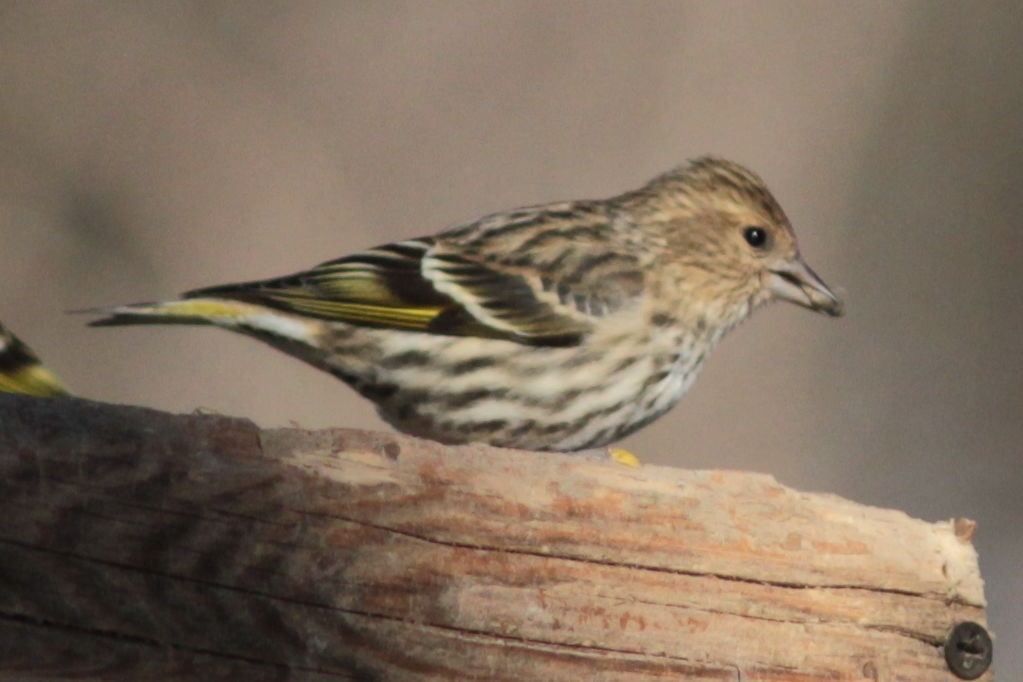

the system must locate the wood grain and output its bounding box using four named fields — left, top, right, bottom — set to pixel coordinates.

left=0, top=393, right=991, bottom=680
